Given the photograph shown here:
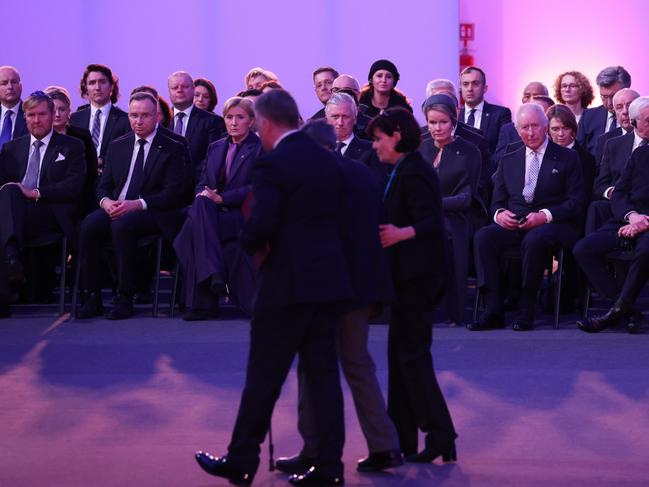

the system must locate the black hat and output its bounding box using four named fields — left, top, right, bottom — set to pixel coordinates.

left=368, top=59, right=400, bottom=85
left=422, top=93, right=457, bottom=114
